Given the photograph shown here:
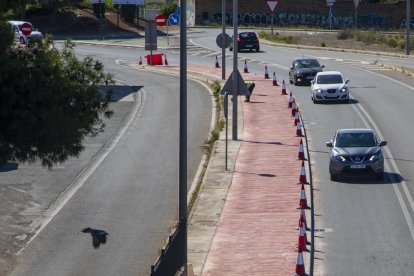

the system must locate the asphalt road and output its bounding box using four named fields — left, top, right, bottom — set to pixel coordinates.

left=184, top=29, right=414, bottom=275
left=8, top=45, right=212, bottom=275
